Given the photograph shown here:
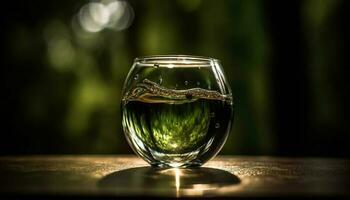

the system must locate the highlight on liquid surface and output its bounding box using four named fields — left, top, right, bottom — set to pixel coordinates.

left=122, top=79, right=233, bottom=167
